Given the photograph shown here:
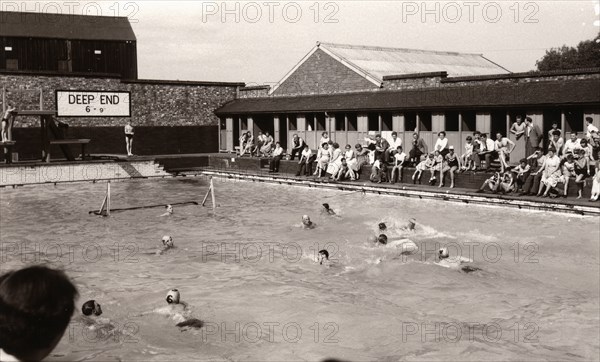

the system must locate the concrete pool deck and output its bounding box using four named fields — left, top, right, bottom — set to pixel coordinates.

left=1, top=153, right=599, bottom=216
